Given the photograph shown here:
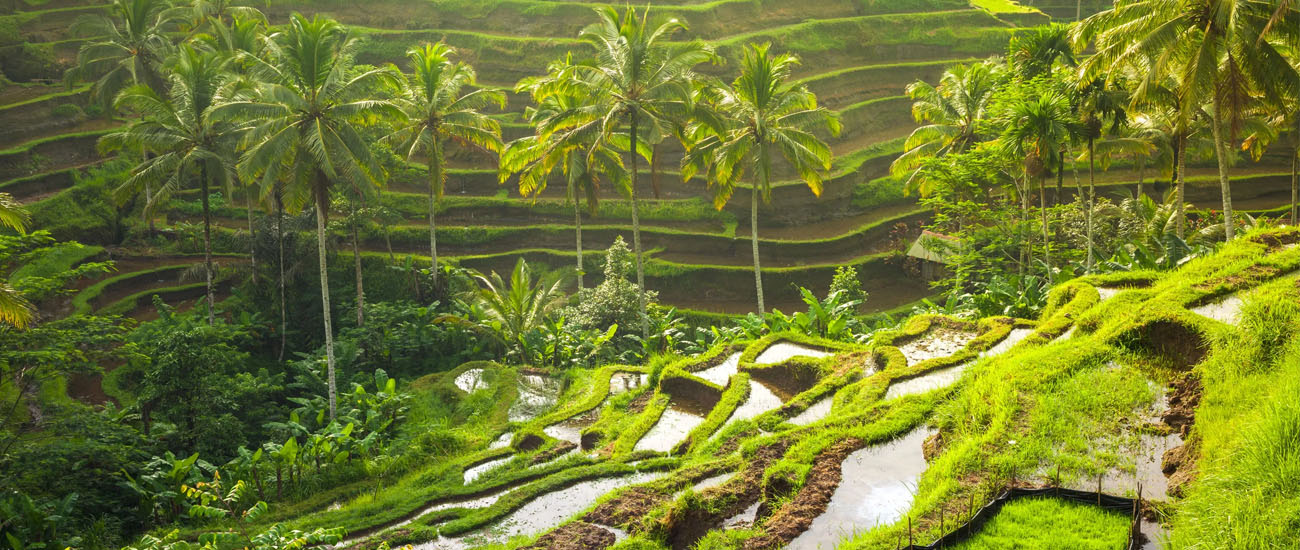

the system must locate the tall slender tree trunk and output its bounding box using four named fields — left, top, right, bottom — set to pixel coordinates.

left=629, top=113, right=648, bottom=337
left=277, top=195, right=287, bottom=361
left=1135, top=156, right=1145, bottom=199
left=1055, top=150, right=1065, bottom=206
left=313, top=175, right=338, bottom=421
left=1175, top=133, right=1187, bottom=239
left=751, top=181, right=765, bottom=314
left=1038, top=174, right=1051, bottom=276
left=574, top=190, right=584, bottom=291
left=428, top=141, right=442, bottom=289
left=247, top=193, right=257, bottom=284
left=352, top=205, right=364, bottom=327
left=1018, top=177, right=1029, bottom=280
left=1086, top=138, right=1096, bottom=272
left=1210, top=98, right=1235, bottom=240
left=201, top=167, right=215, bottom=326
left=1291, top=137, right=1298, bottom=226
